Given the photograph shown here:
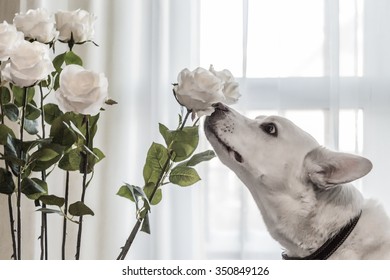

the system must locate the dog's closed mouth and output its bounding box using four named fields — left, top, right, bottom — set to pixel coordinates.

left=219, top=138, right=244, bottom=163
left=221, top=138, right=243, bottom=163
left=206, top=122, right=243, bottom=164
